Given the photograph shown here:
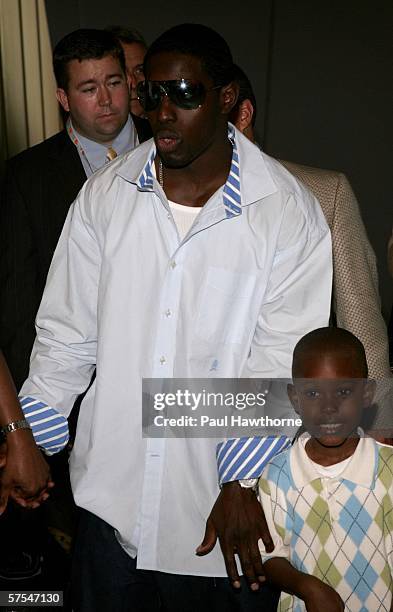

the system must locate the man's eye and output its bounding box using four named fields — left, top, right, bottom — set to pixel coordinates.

left=82, top=87, right=96, bottom=94
left=108, top=79, right=122, bottom=87
left=305, top=390, right=320, bottom=398
left=337, top=388, right=352, bottom=397
left=134, top=66, right=144, bottom=76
